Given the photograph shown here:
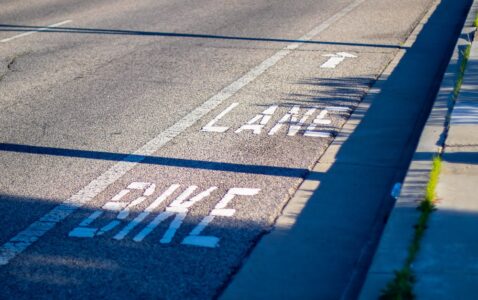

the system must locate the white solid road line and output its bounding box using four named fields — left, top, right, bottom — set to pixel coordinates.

left=0, top=20, right=72, bottom=43
left=0, top=0, right=367, bottom=265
